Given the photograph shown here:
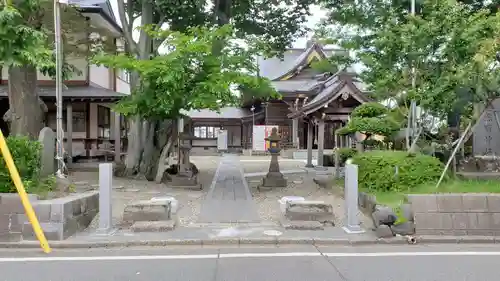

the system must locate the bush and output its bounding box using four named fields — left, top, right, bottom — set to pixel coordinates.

left=352, top=150, right=445, bottom=192
left=0, top=136, right=42, bottom=193
left=339, top=147, right=357, bottom=165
